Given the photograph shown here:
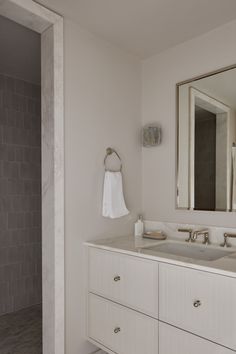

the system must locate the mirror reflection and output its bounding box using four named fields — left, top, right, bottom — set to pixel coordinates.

left=177, top=66, right=236, bottom=211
